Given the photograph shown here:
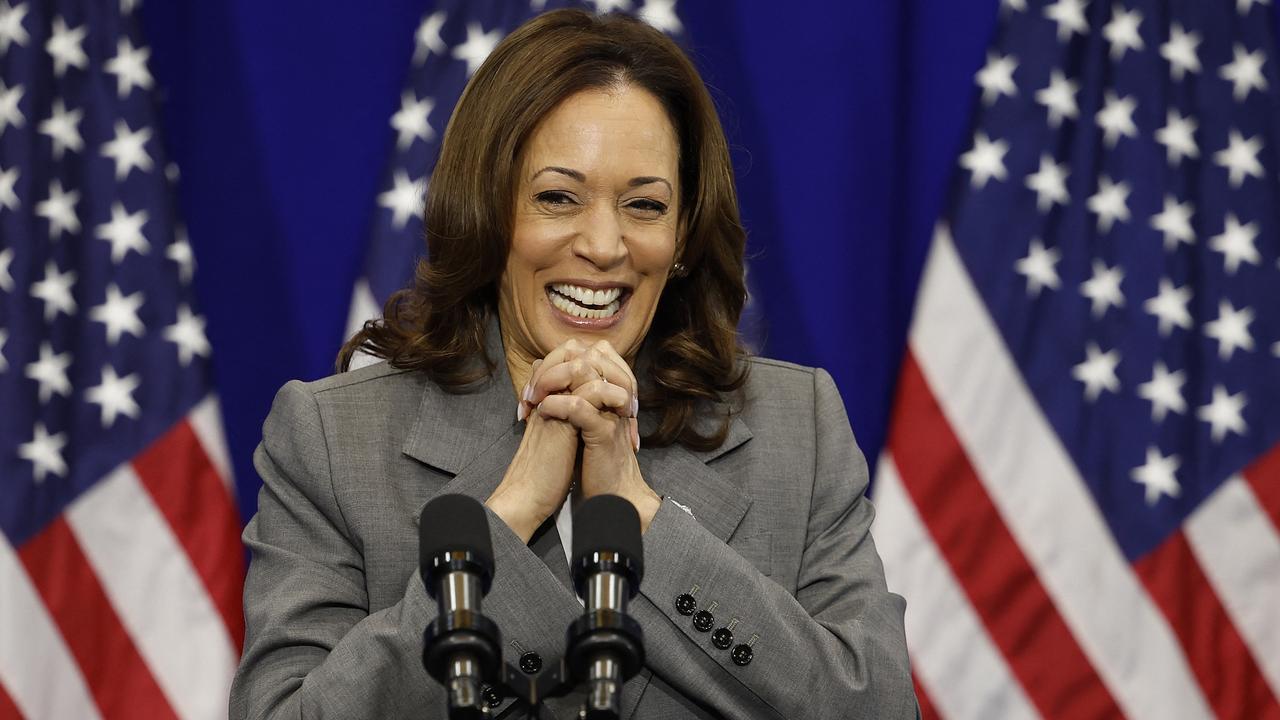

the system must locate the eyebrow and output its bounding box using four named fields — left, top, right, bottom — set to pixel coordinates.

left=532, top=166, right=672, bottom=193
